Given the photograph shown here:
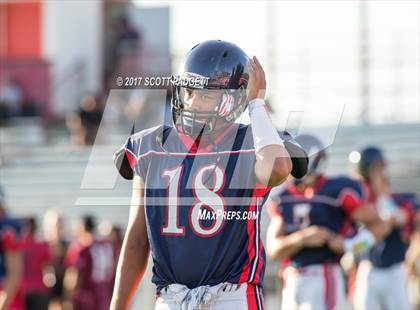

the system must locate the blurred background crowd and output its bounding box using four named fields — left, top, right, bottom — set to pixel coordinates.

left=0, top=202, right=122, bottom=310
left=0, top=0, right=418, bottom=309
